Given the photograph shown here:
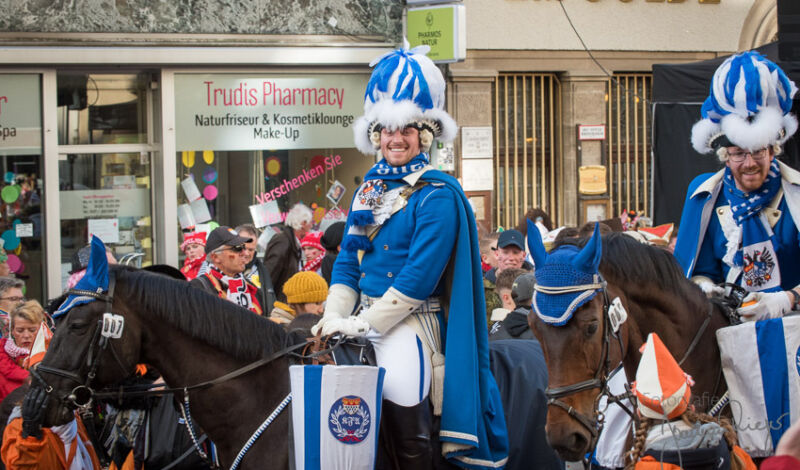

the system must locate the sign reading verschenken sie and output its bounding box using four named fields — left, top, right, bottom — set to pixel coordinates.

left=175, top=74, right=368, bottom=151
